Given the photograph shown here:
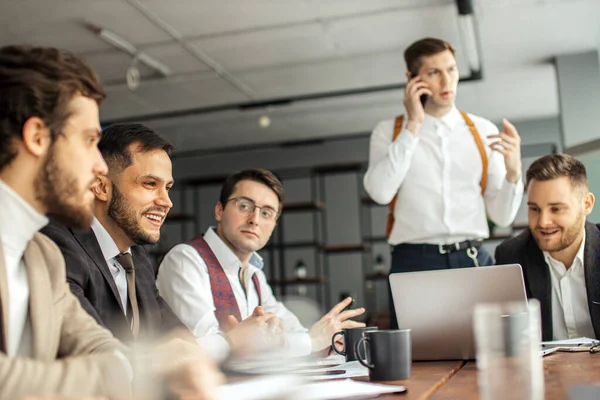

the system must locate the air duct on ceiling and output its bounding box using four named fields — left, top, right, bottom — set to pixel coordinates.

left=102, top=1, right=485, bottom=124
